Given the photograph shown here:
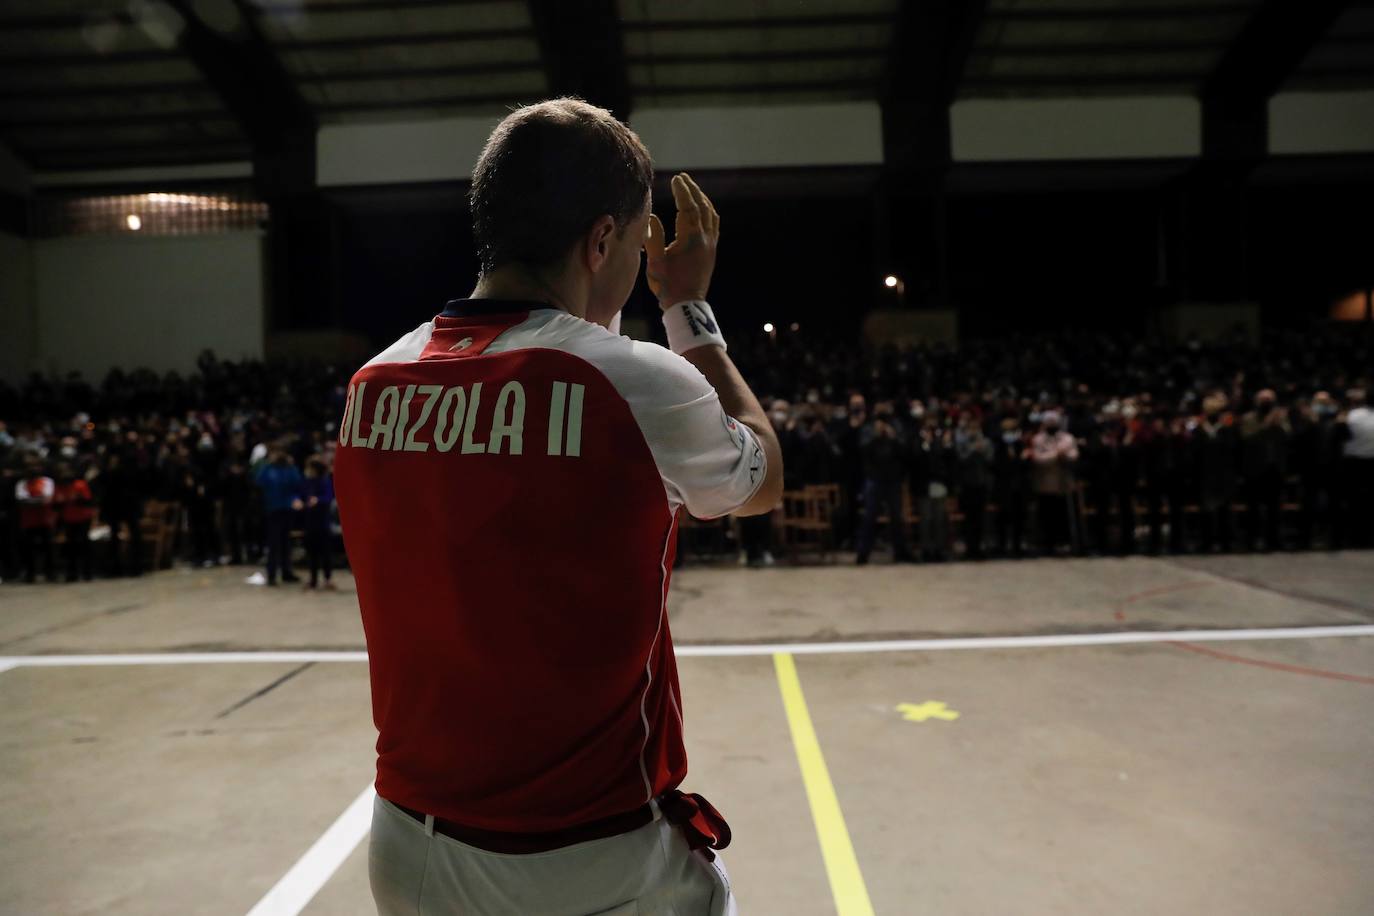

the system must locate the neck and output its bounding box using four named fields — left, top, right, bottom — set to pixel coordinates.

left=470, top=263, right=587, bottom=319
